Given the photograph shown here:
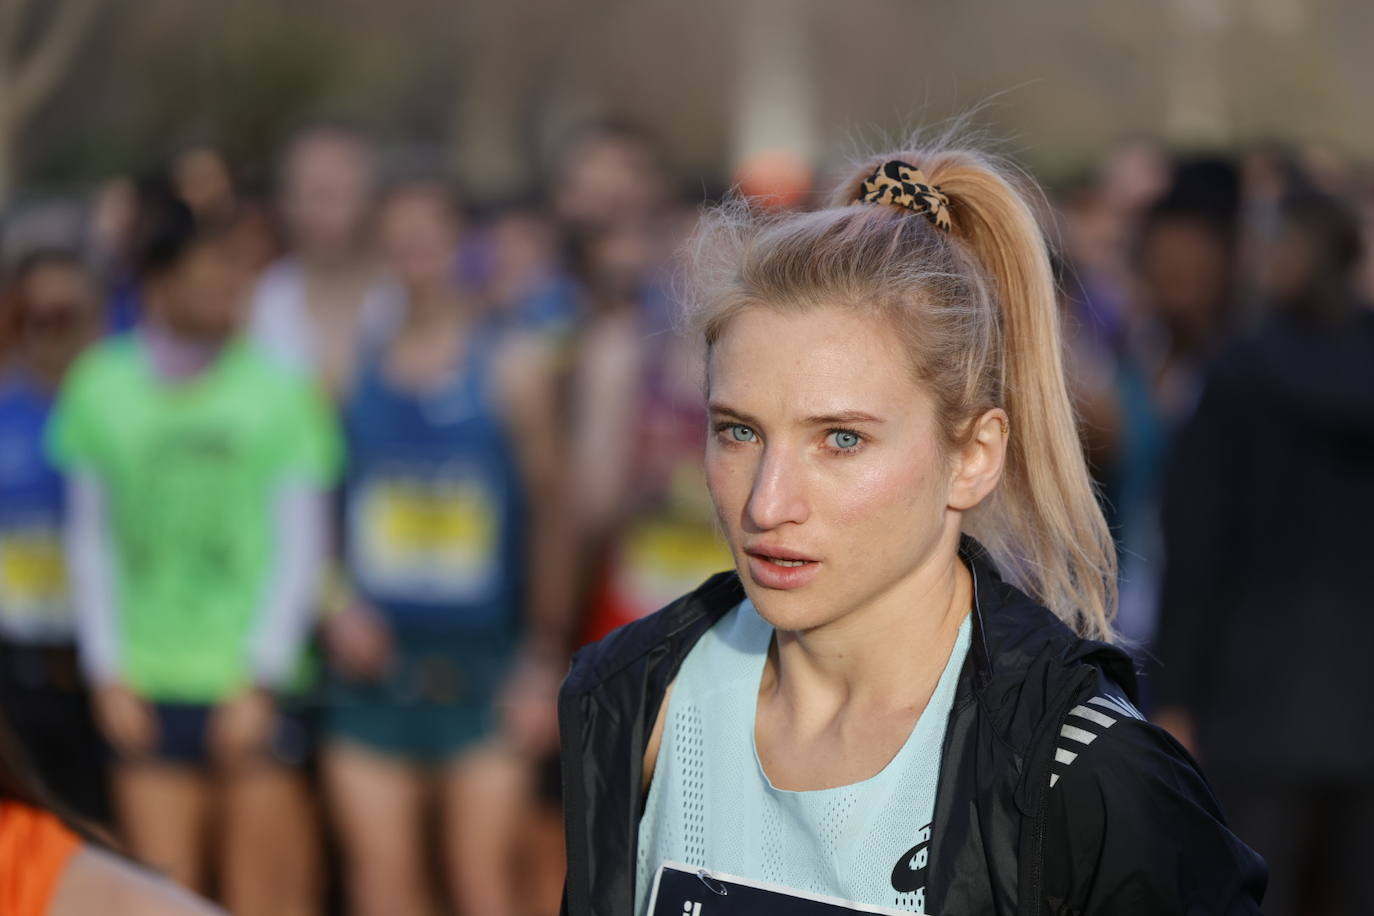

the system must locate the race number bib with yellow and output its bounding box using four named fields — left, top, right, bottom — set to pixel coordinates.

left=612, top=463, right=733, bottom=620
left=615, top=518, right=733, bottom=618
left=0, top=525, right=72, bottom=638
left=648, top=863, right=925, bottom=916
left=350, top=472, right=500, bottom=605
